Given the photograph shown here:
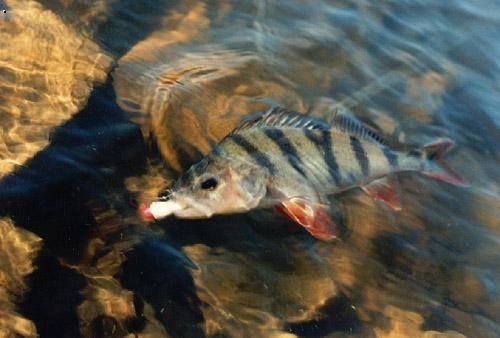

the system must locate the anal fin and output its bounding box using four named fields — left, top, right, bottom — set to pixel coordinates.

left=275, top=197, right=338, bottom=241
left=362, top=177, right=402, bottom=211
